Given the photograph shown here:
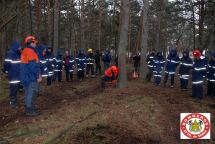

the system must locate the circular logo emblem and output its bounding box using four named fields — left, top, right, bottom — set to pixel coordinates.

left=180, top=113, right=210, bottom=139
